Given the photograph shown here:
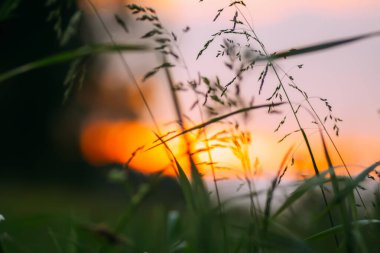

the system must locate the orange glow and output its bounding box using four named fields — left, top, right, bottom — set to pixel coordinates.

left=80, top=119, right=189, bottom=176
left=80, top=118, right=379, bottom=180
left=76, top=0, right=379, bottom=181
left=194, top=138, right=242, bottom=179
left=80, top=119, right=248, bottom=178
left=288, top=133, right=380, bottom=178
